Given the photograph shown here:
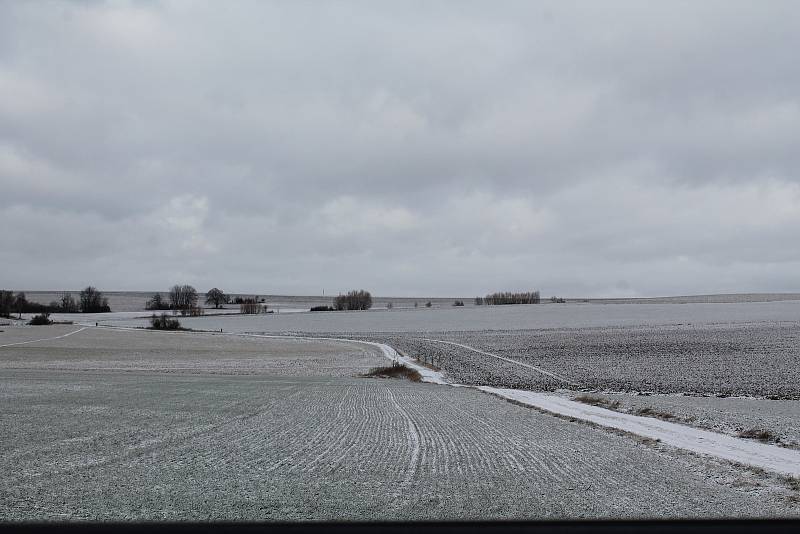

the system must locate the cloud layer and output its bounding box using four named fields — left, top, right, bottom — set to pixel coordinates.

left=2, top=1, right=799, bottom=296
